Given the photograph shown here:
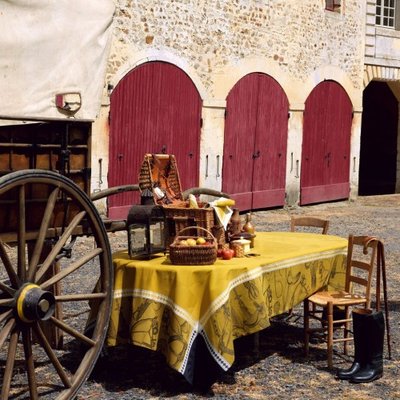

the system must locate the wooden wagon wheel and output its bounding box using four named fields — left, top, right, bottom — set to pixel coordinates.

left=0, top=170, right=113, bottom=399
